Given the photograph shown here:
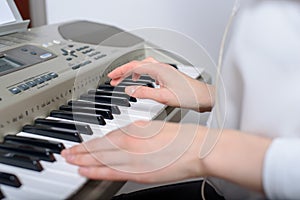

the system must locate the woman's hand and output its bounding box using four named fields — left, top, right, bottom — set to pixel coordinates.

left=108, top=57, right=214, bottom=112
left=61, top=120, right=208, bottom=183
